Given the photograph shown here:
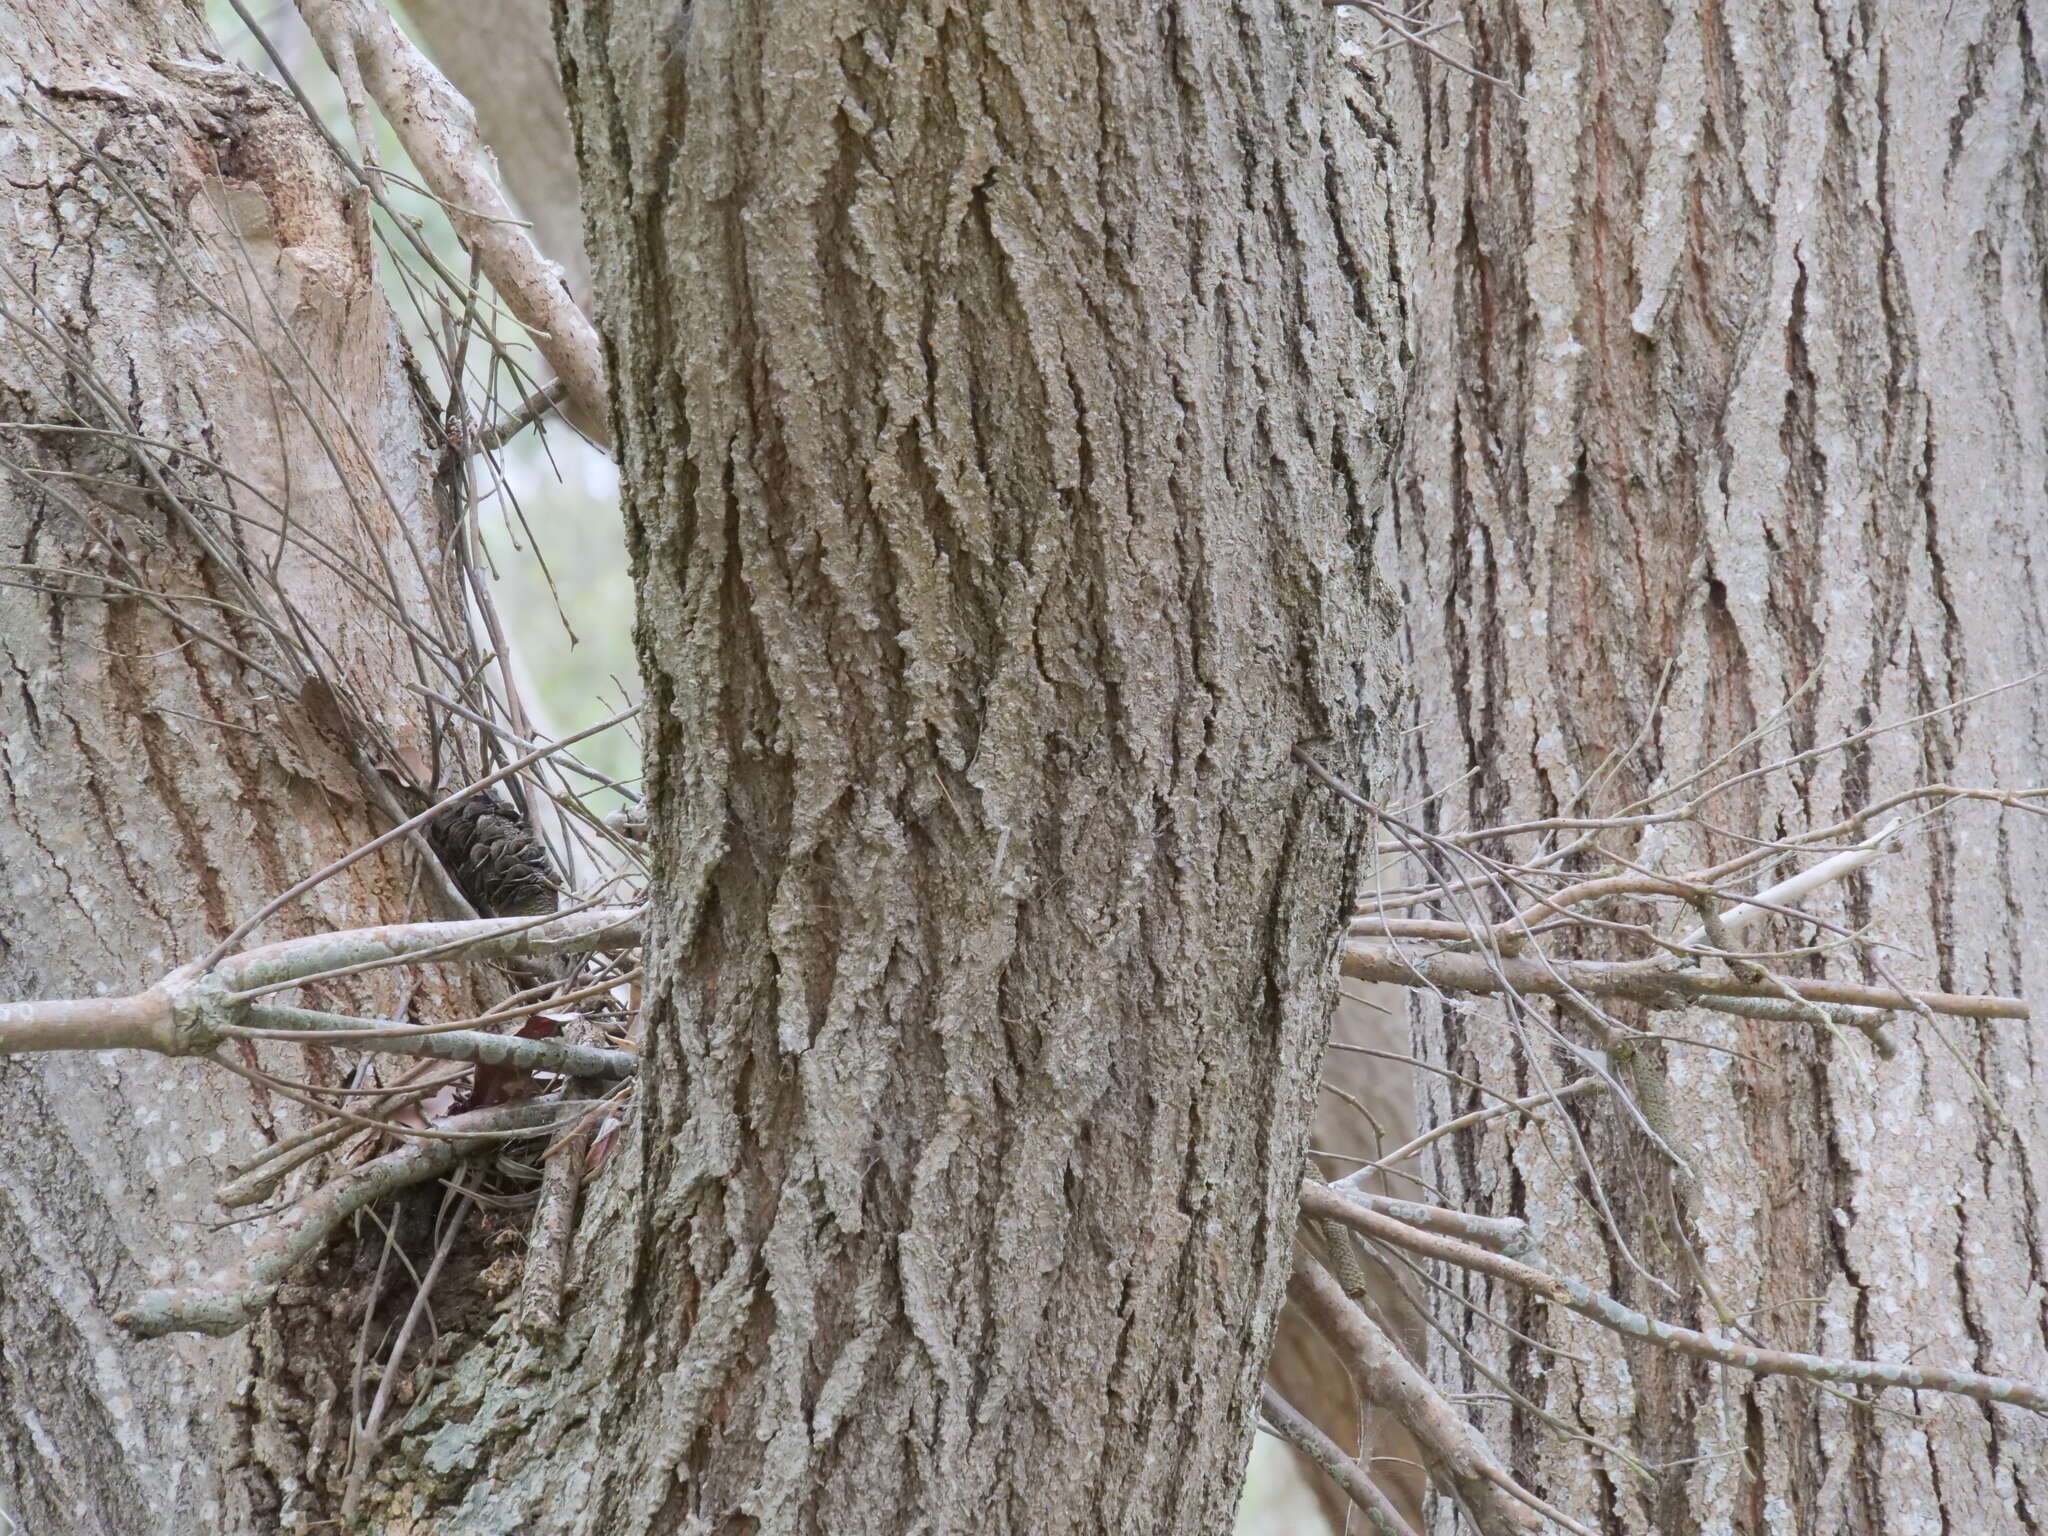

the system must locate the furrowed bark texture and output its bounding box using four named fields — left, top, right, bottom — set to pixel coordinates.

left=1382, top=2, right=2048, bottom=1531
left=0, top=5, right=461, bottom=1530
left=360, top=0, right=1398, bottom=1529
